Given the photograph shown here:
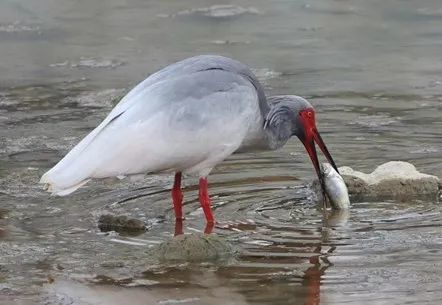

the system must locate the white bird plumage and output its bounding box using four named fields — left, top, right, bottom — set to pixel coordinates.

left=40, top=56, right=267, bottom=195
